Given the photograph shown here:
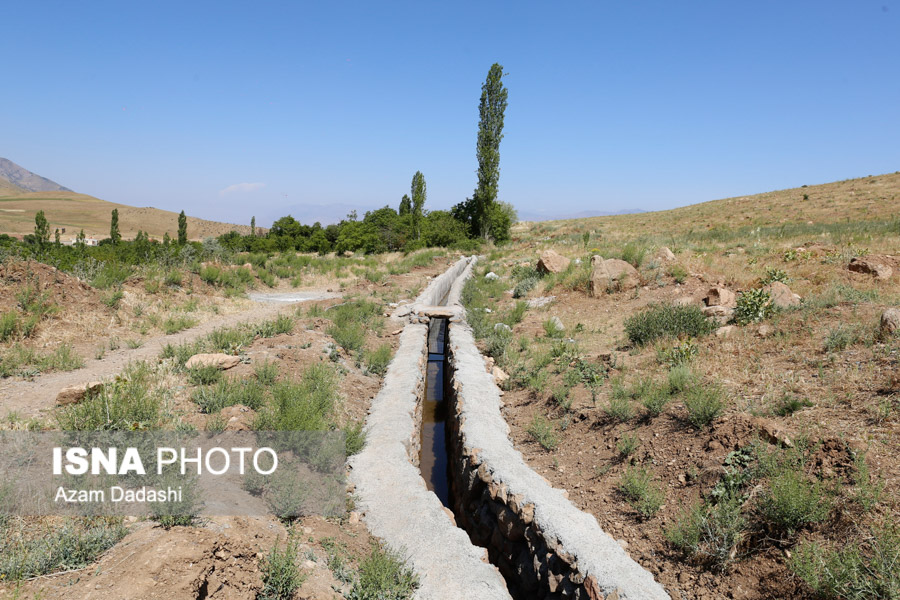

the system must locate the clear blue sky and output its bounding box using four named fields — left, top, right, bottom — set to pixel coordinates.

left=2, top=1, right=898, bottom=225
